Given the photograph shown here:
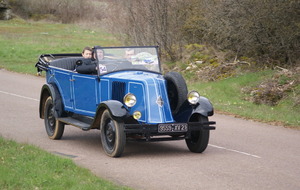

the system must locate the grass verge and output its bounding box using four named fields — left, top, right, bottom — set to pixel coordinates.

left=0, top=136, right=131, bottom=190
left=190, top=70, right=300, bottom=128
left=0, top=18, right=120, bottom=75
